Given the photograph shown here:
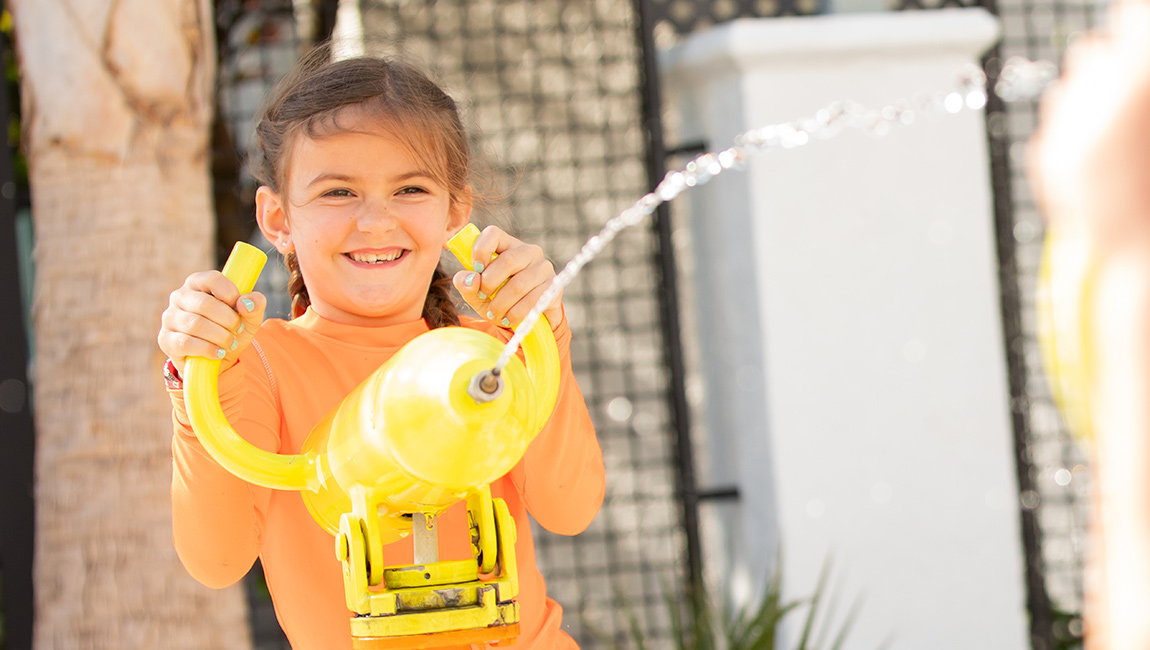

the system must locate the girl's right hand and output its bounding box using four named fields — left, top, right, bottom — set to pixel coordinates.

left=158, top=271, right=267, bottom=377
